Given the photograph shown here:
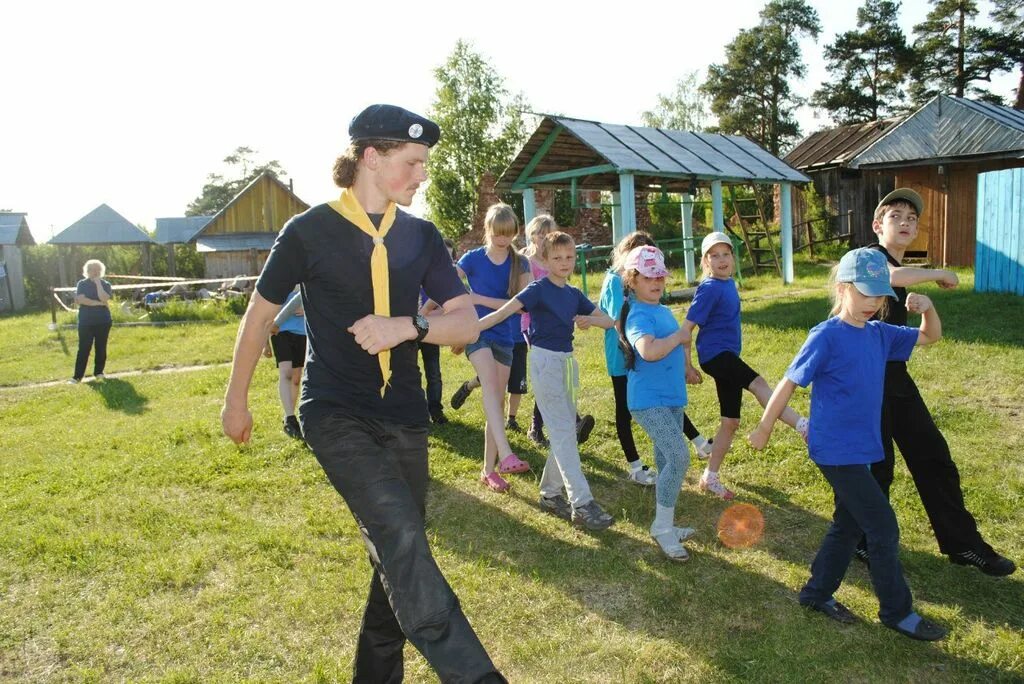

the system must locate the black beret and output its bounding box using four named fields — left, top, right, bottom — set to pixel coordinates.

left=348, top=104, right=440, bottom=147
